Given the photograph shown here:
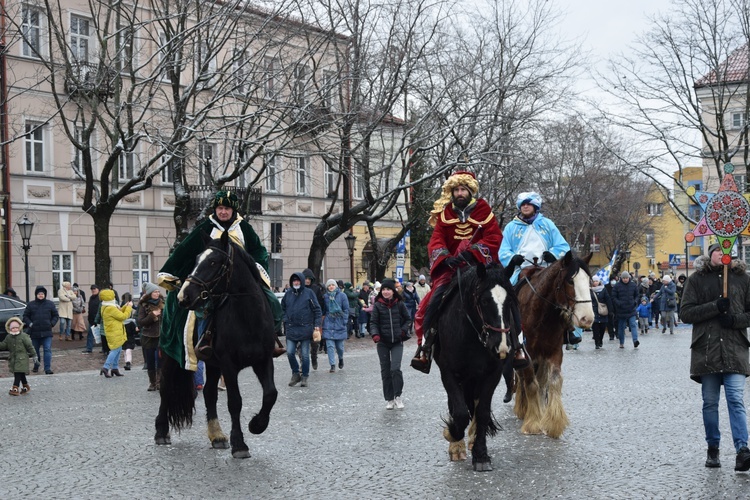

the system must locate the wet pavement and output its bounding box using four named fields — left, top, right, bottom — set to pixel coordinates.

left=2, top=326, right=750, bottom=498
